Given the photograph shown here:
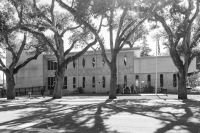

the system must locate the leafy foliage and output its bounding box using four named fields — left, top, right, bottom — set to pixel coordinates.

left=150, top=0, right=200, bottom=99
left=140, top=39, right=152, bottom=56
